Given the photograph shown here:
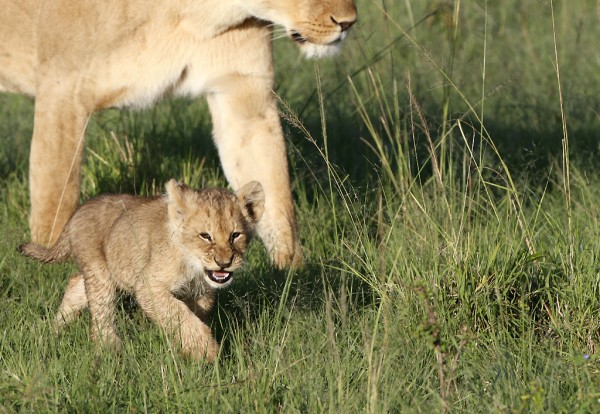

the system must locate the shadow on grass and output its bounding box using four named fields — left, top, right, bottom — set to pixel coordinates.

left=211, top=257, right=376, bottom=355
left=86, top=100, right=222, bottom=197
